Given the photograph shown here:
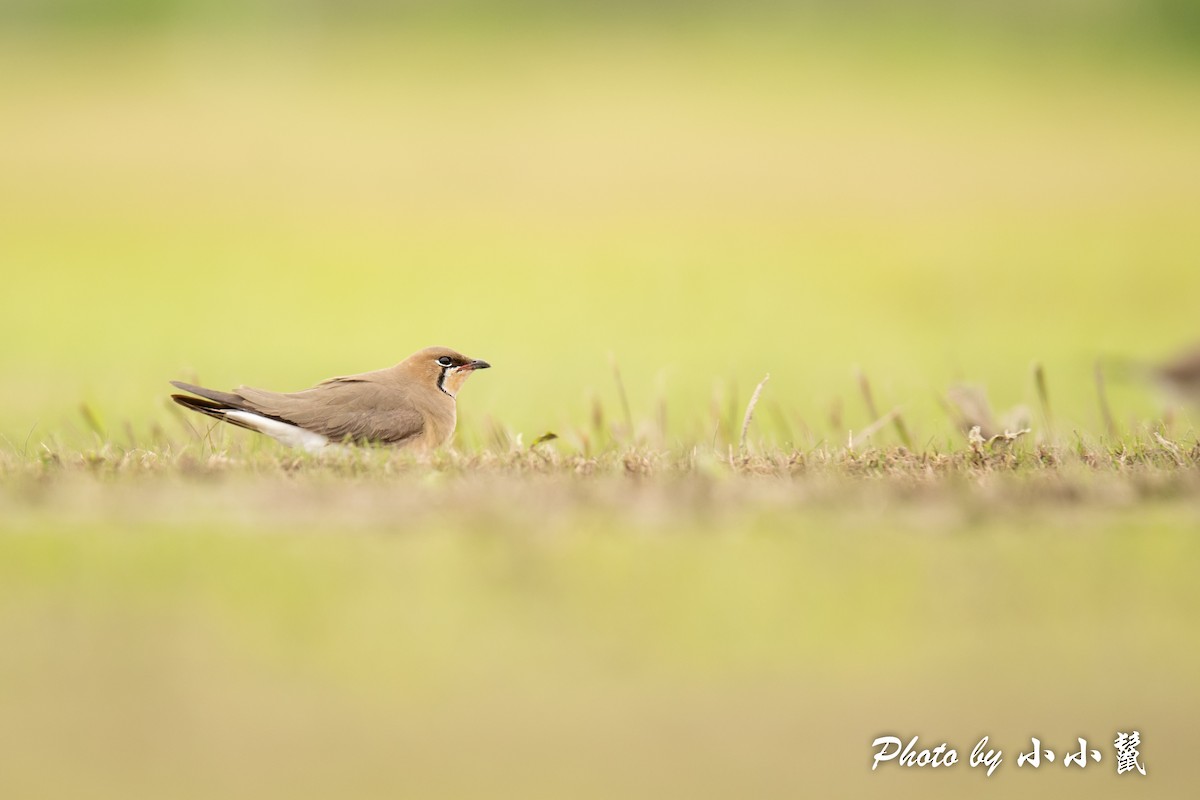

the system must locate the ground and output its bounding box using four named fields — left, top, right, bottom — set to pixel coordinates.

left=1, top=441, right=1197, bottom=798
